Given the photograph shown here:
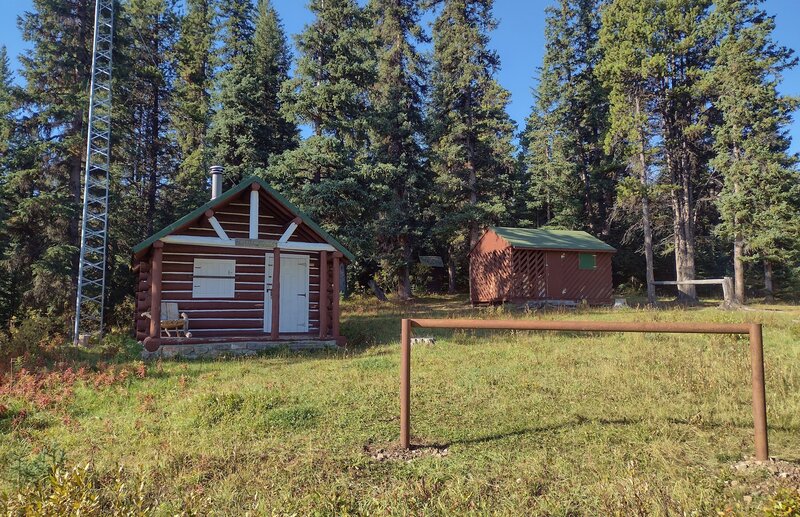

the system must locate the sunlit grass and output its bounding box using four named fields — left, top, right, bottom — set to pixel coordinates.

left=1, top=295, right=799, bottom=514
